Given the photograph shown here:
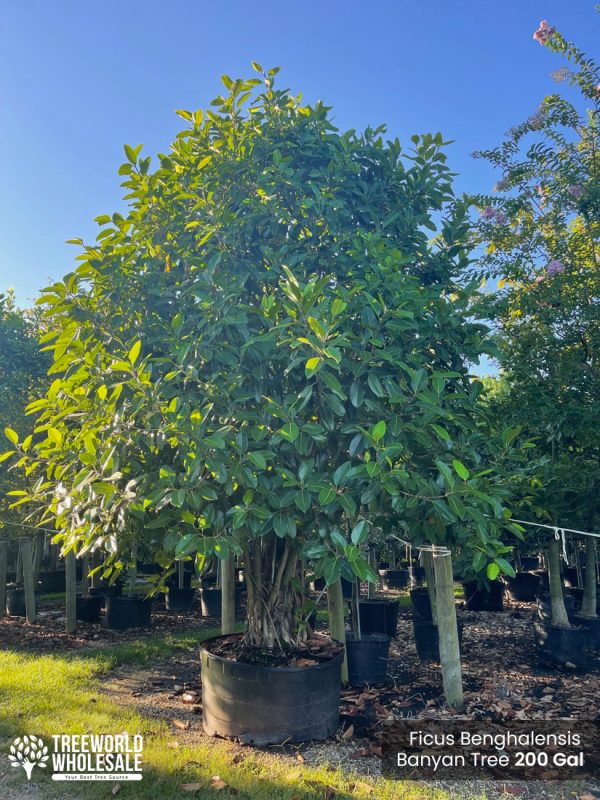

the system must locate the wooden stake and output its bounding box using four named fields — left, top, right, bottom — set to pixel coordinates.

left=432, top=545, right=463, bottom=710
left=547, top=537, right=570, bottom=627
left=581, top=538, right=597, bottom=618
left=220, top=555, right=235, bottom=634
left=327, top=577, right=348, bottom=684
